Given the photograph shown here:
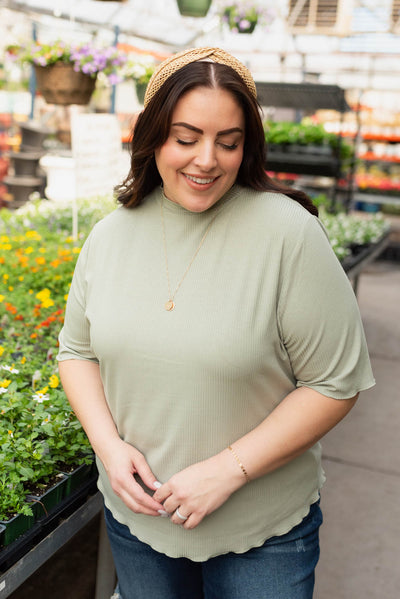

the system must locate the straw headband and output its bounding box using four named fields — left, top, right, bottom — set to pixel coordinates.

left=144, top=46, right=257, bottom=107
